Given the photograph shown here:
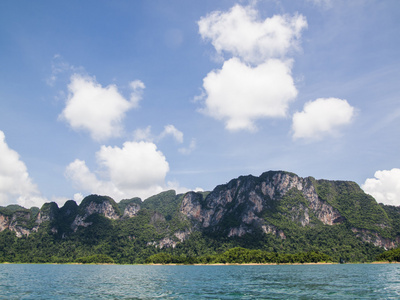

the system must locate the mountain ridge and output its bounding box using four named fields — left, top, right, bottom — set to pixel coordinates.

left=0, top=170, right=399, bottom=263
